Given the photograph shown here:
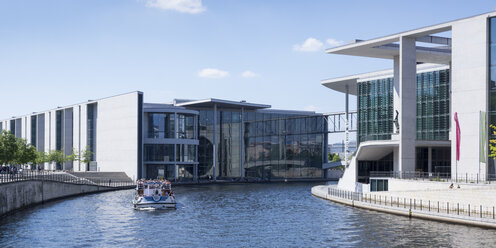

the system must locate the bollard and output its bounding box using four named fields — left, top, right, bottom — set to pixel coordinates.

left=420, top=200, right=422, bottom=211
left=457, top=203, right=459, bottom=215
left=469, top=204, right=470, bottom=217
left=428, top=200, right=430, bottom=212
left=438, top=201, right=439, bottom=213
left=447, top=202, right=449, bottom=214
